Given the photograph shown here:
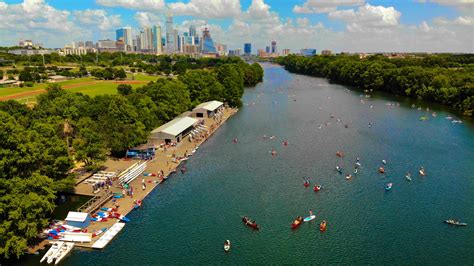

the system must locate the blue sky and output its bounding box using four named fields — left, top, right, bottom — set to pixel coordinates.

left=0, top=0, right=472, bottom=52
